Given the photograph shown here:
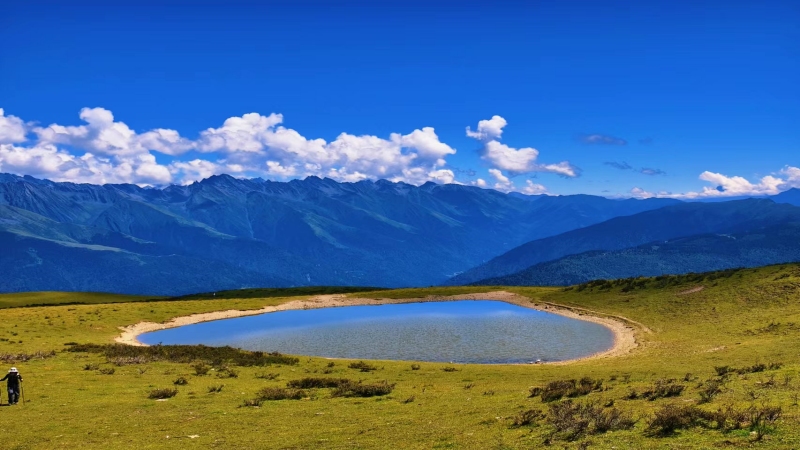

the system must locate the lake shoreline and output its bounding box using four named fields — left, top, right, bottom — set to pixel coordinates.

left=115, top=291, right=643, bottom=365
